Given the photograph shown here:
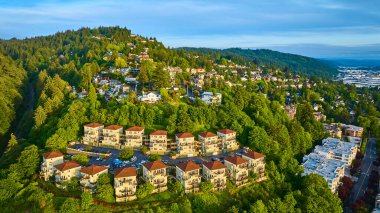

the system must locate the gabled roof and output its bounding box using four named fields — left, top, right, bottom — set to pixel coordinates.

left=142, top=160, right=167, bottom=171
left=80, top=164, right=108, bottom=175
left=104, top=125, right=123, bottom=130
left=217, top=129, right=236, bottom=134
left=199, top=132, right=217, bottom=138
left=84, top=122, right=104, bottom=128
left=225, top=156, right=248, bottom=165
left=243, top=151, right=265, bottom=160
left=175, top=132, right=194, bottom=138
left=114, top=167, right=137, bottom=178
left=126, top=126, right=144, bottom=132
left=54, top=161, right=81, bottom=171
left=43, top=150, right=64, bottom=159
left=150, top=130, right=167, bottom=136
left=203, top=161, right=226, bottom=170
left=177, top=160, right=200, bottom=172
